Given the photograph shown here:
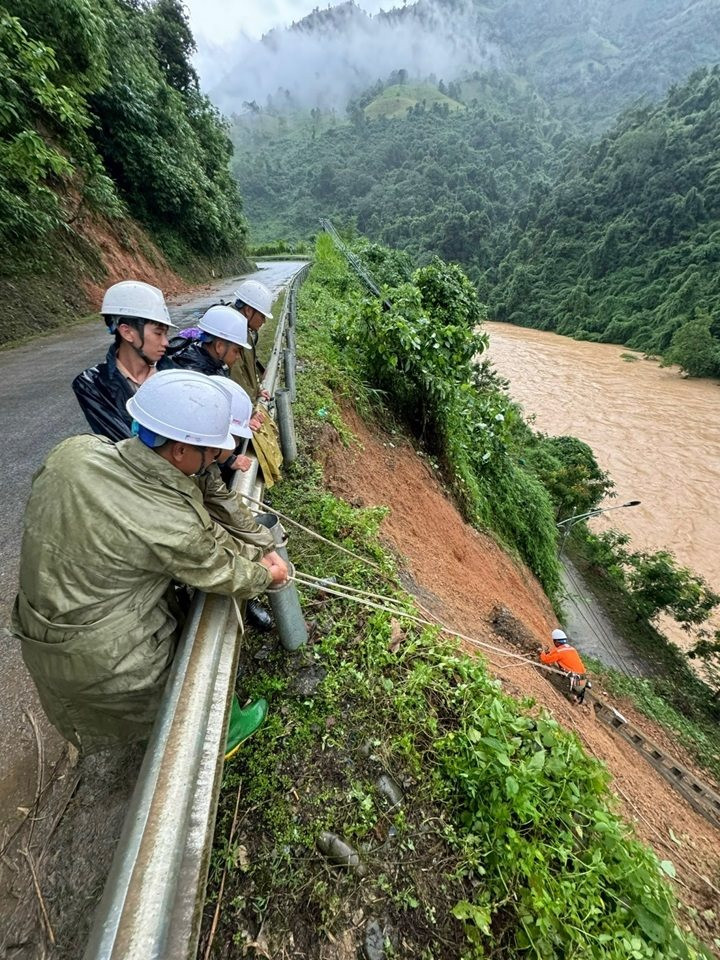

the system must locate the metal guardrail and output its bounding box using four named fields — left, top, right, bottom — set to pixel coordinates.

left=319, top=218, right=391, bottom=307
left=83, top=263, right=309, bottom=960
